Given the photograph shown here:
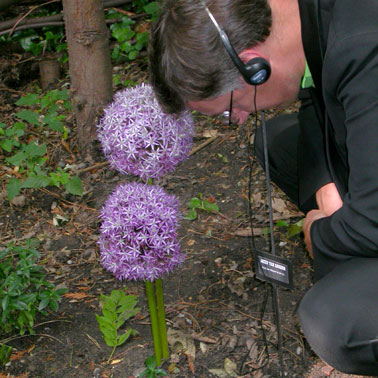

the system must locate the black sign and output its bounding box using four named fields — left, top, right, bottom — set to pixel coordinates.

left=254, top=250, right=293, bottom=289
